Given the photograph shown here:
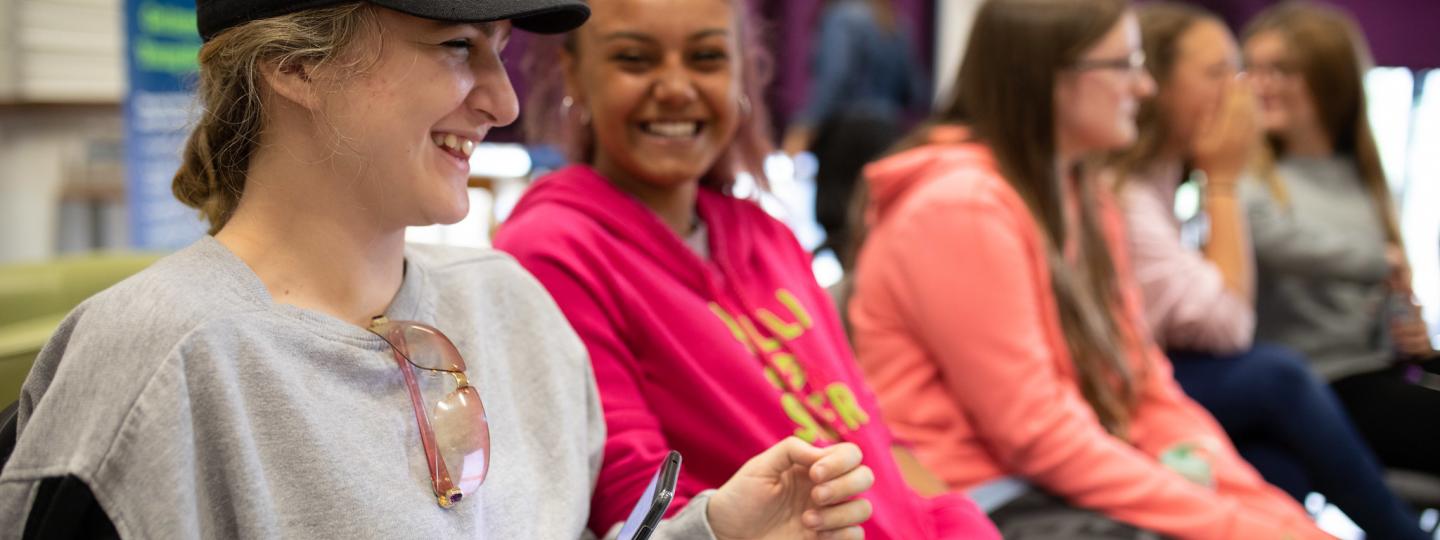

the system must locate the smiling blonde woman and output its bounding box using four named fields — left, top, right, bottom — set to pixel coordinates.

left=0, top=2, right=875, bottom=538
